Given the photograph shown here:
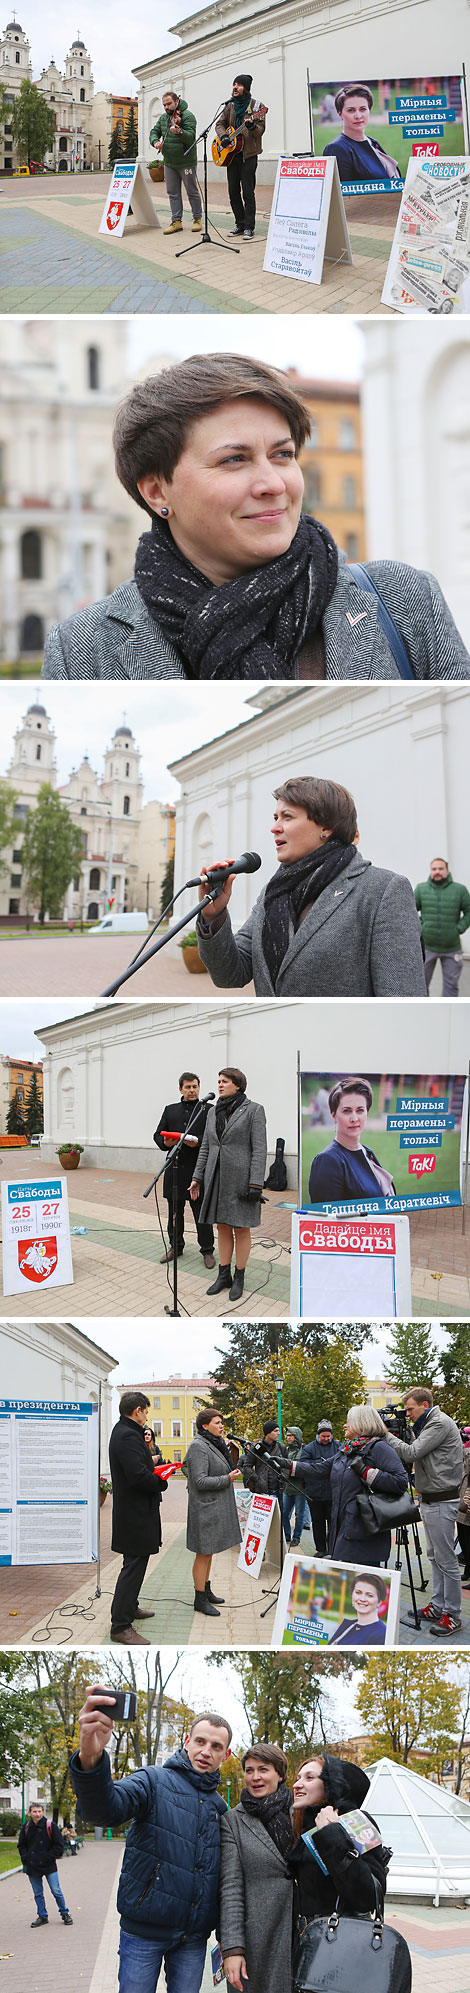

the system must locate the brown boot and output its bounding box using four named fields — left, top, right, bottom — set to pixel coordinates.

left=110, top=1626, right=149, bottom=1645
